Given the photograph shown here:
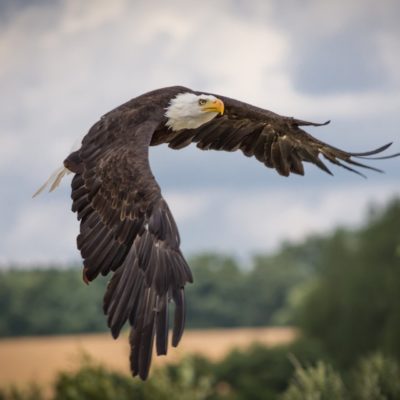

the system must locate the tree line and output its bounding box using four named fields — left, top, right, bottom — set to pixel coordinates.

left=0, top=243, right=314, bottom=336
